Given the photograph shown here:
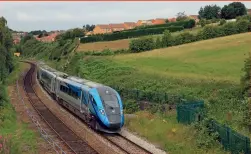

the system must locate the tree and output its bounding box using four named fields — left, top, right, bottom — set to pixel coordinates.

left=83, top=24, right=95, bottom=32
left=221, top=2, right=247, bottom=19
left=0, top=16, right=14, bottom=82
left=165, top=19, right=169, bottom=23
left=198, top=5, right=221, bottom=19
left=176, top=12, right=188, bottom=21
left=199, top=19, right=206, bottom=27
